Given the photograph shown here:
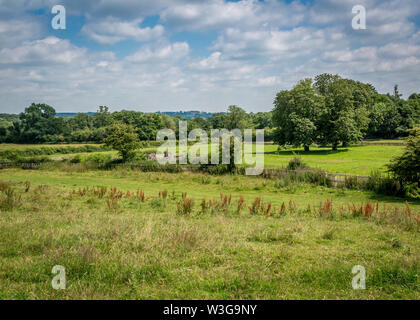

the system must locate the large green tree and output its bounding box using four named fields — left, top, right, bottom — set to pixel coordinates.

left=16, top=103, right=64, bottom=143
left=272, top=78, right=325, bottom=151
left=225, top=105, right=249, bottom=130
left=104, top=123, right=140, bottom=162
left=315, top=75, right=370, bottom=150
